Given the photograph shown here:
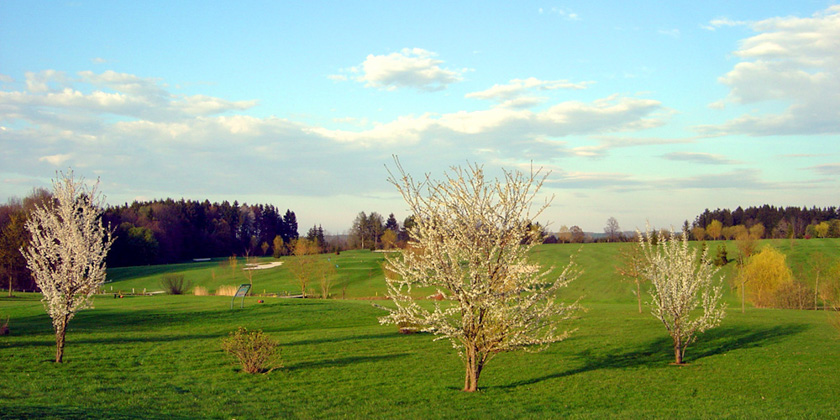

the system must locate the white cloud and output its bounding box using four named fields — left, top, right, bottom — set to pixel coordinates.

left=700, top=6, right=840, bottom=135
left=311, top=95, right=665, bottom=149
left=1, top=70, right=257, bottom=125
left=343, top=48, right=466, bottom=91
left=660, top=152, right=740, bottom=165
left=658, top=28, right=680, bottom=38
left=38, top=153, right=72, bottom=166
left=466, top=77, right=591, bottom=105
left=540, top=7, right=581, bottom=21
left=806, top=163, right=840, bottom=176
left=0, top=69, right=670, bottom=224
left=702, top=17, right=748, bottom=30
left=25, top=70, right=69, bottom=93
